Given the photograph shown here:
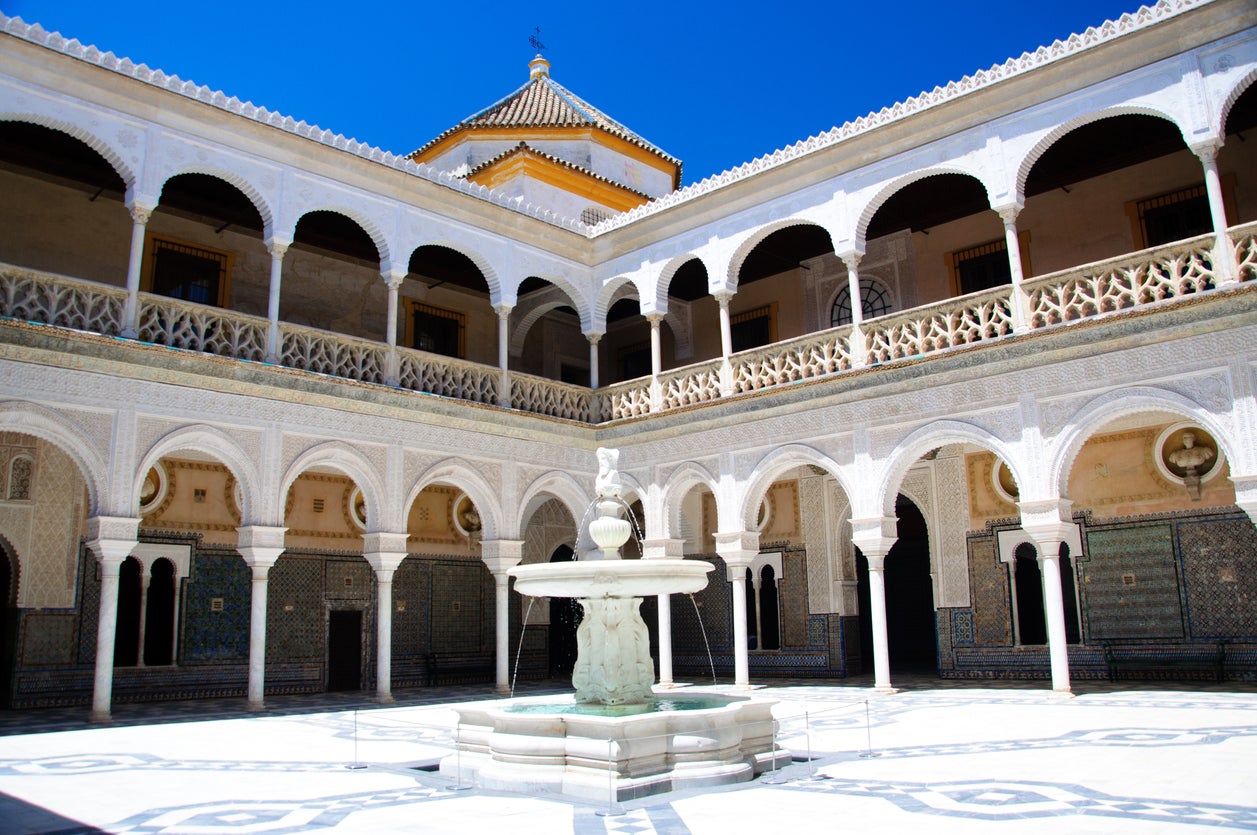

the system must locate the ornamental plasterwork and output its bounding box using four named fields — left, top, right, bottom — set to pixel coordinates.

left=798, top=472, right=832, bottom=614
left=150, top=133, right=281, bottom=221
